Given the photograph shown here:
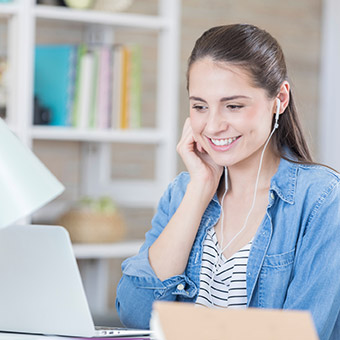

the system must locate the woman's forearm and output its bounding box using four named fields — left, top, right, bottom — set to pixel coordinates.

left=148, top=181, right=214, bottom=281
